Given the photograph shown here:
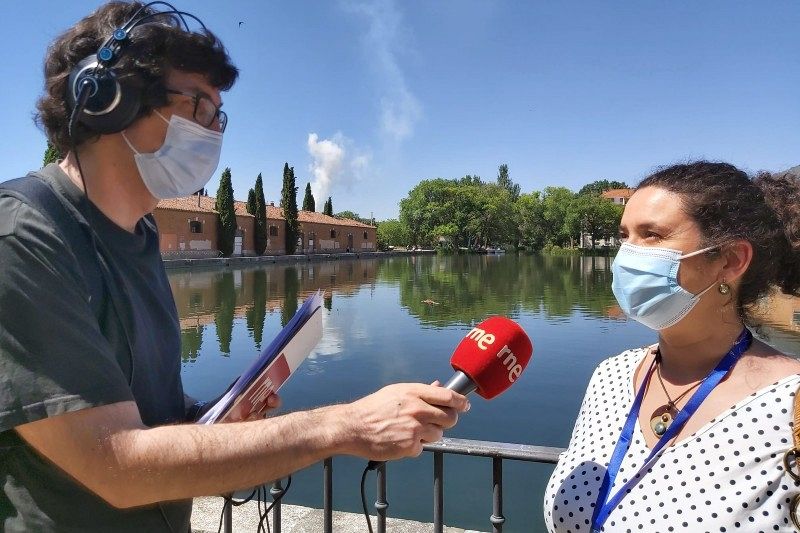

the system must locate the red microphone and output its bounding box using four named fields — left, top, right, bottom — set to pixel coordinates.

left=444, top=316, right=533, bottom=398
left=365, top=317, right=532, bottom=471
